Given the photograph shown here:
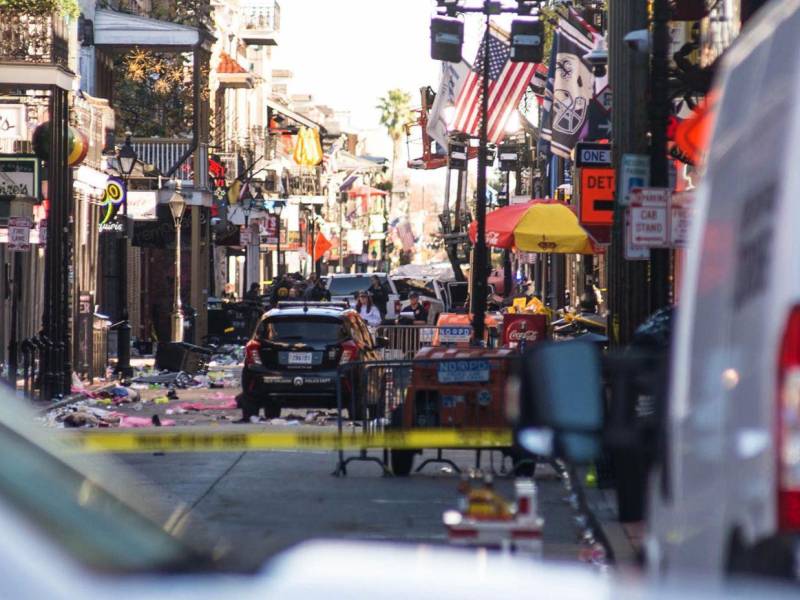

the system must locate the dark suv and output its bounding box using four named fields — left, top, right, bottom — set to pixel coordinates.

left=238, top=303, right=382, bottom=419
